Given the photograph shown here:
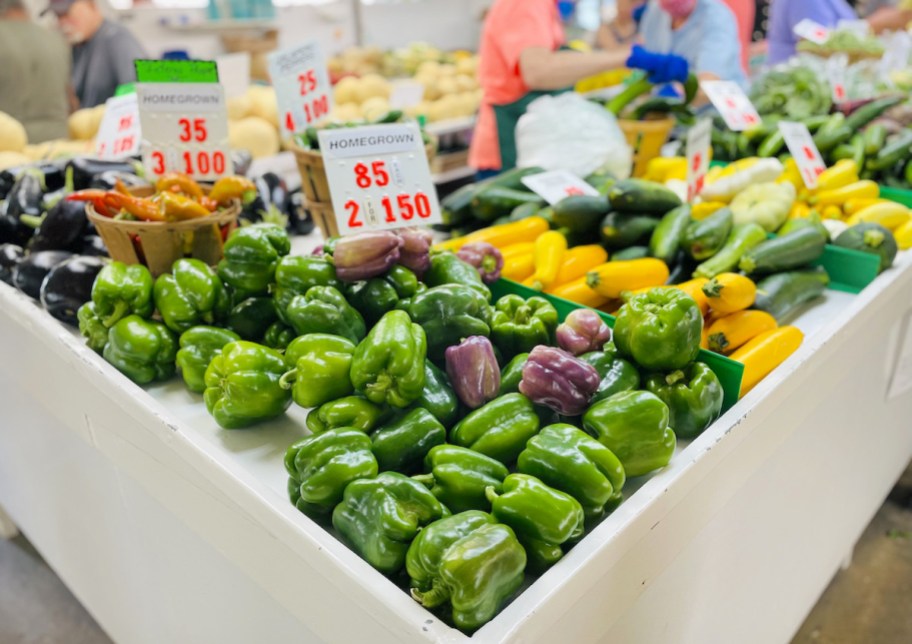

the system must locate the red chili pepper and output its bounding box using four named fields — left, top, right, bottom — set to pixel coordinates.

left=67, top=190, right=114, bottom=217
left=103, top=192, right=165, bottom=222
